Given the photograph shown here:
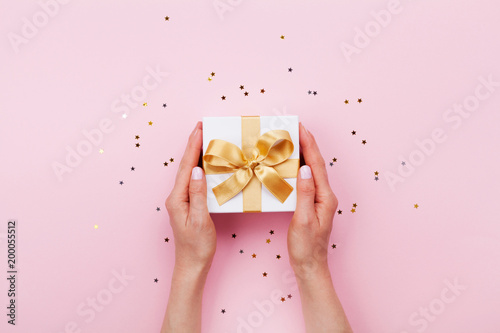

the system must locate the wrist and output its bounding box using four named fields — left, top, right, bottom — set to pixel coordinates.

left=291, top=260, right=331, bottom=283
